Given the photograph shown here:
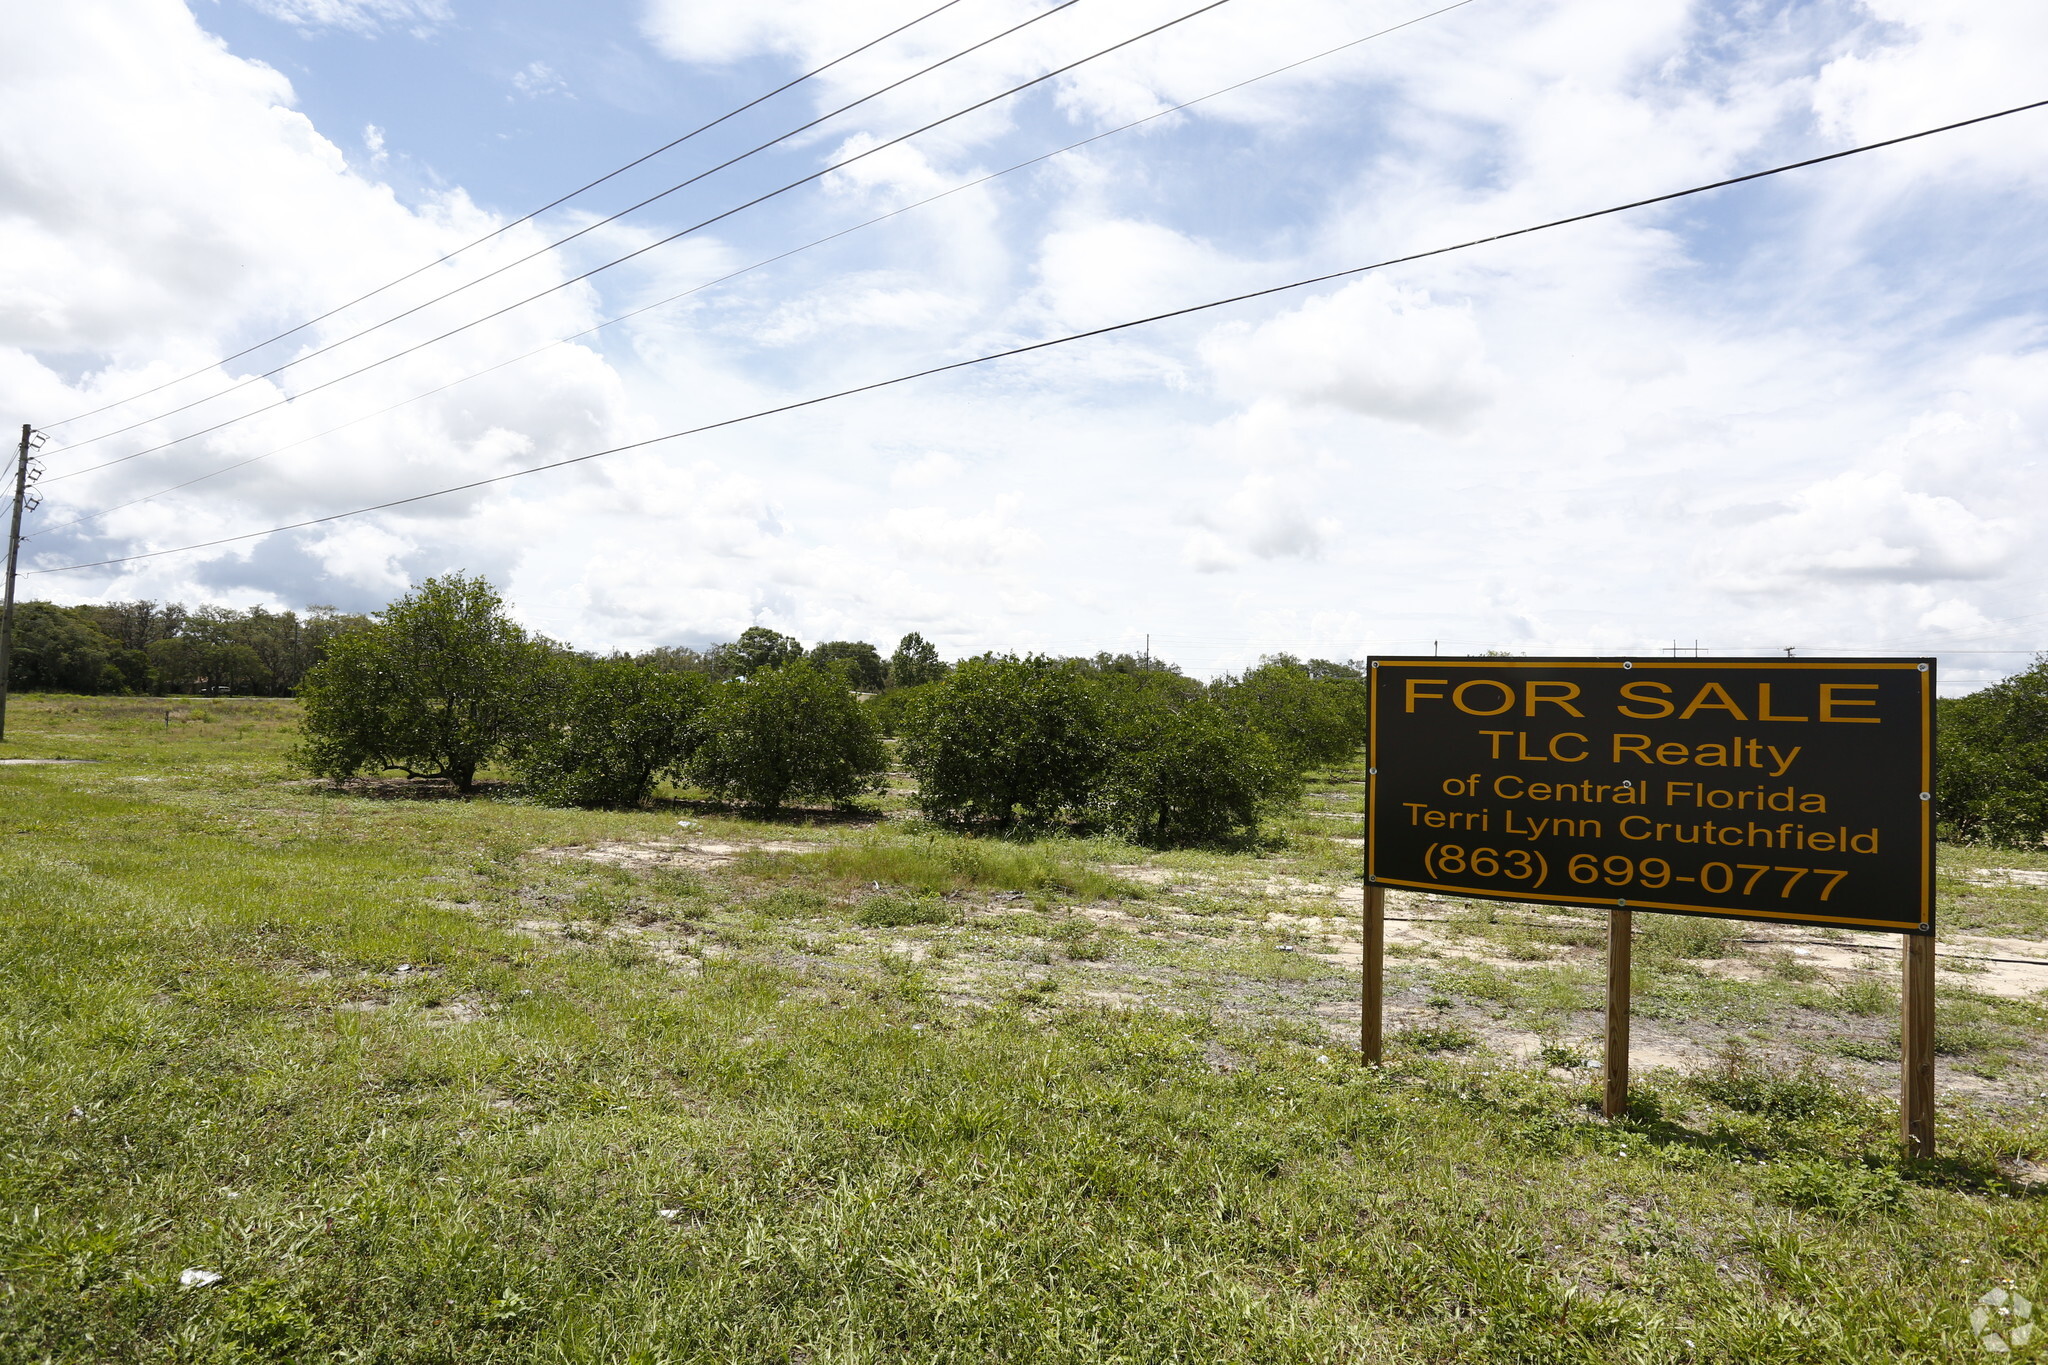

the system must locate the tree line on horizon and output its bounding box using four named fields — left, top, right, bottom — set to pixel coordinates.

left=6, top=599, right=964, bottom=698
left=288, top=574, right=1369, bottom=848
left=27, top=581, right=2048, bottom=847
left=1, top=599, right=371, bottom=697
